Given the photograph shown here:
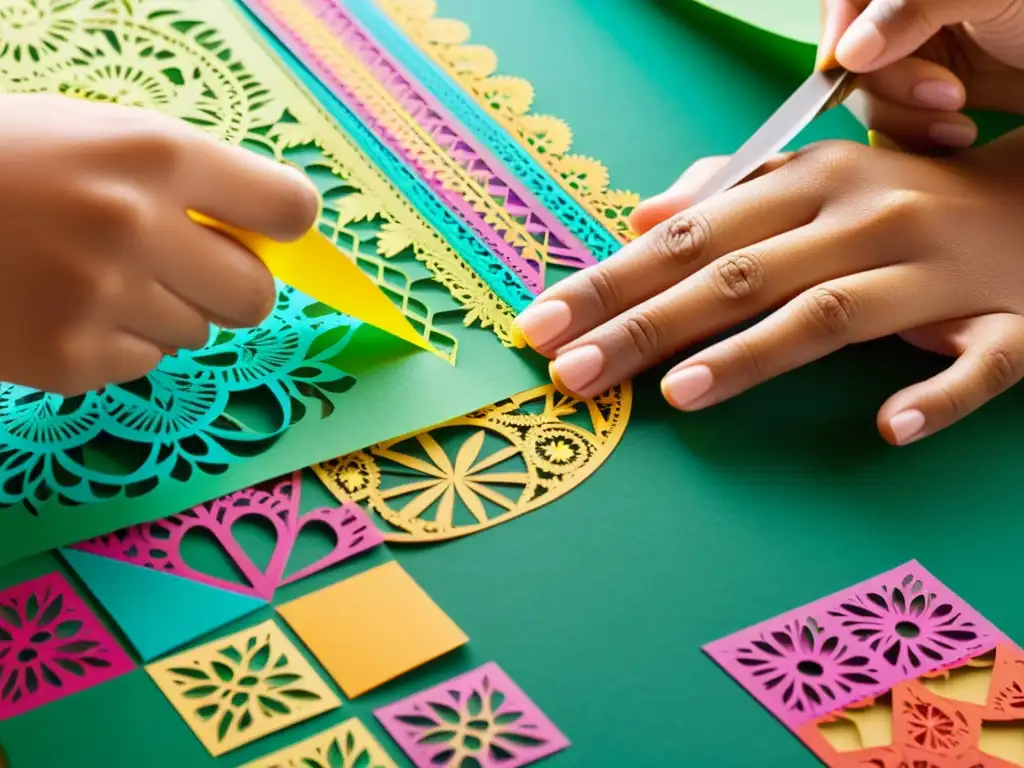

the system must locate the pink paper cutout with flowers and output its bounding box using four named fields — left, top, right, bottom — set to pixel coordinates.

left=375, top=662, right=570, bottom=767
left=704, top=560, right=1005, bottom=730
left=71, top=472, right=383, bottom=601
left=0, top=572, right=134, bottom=719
